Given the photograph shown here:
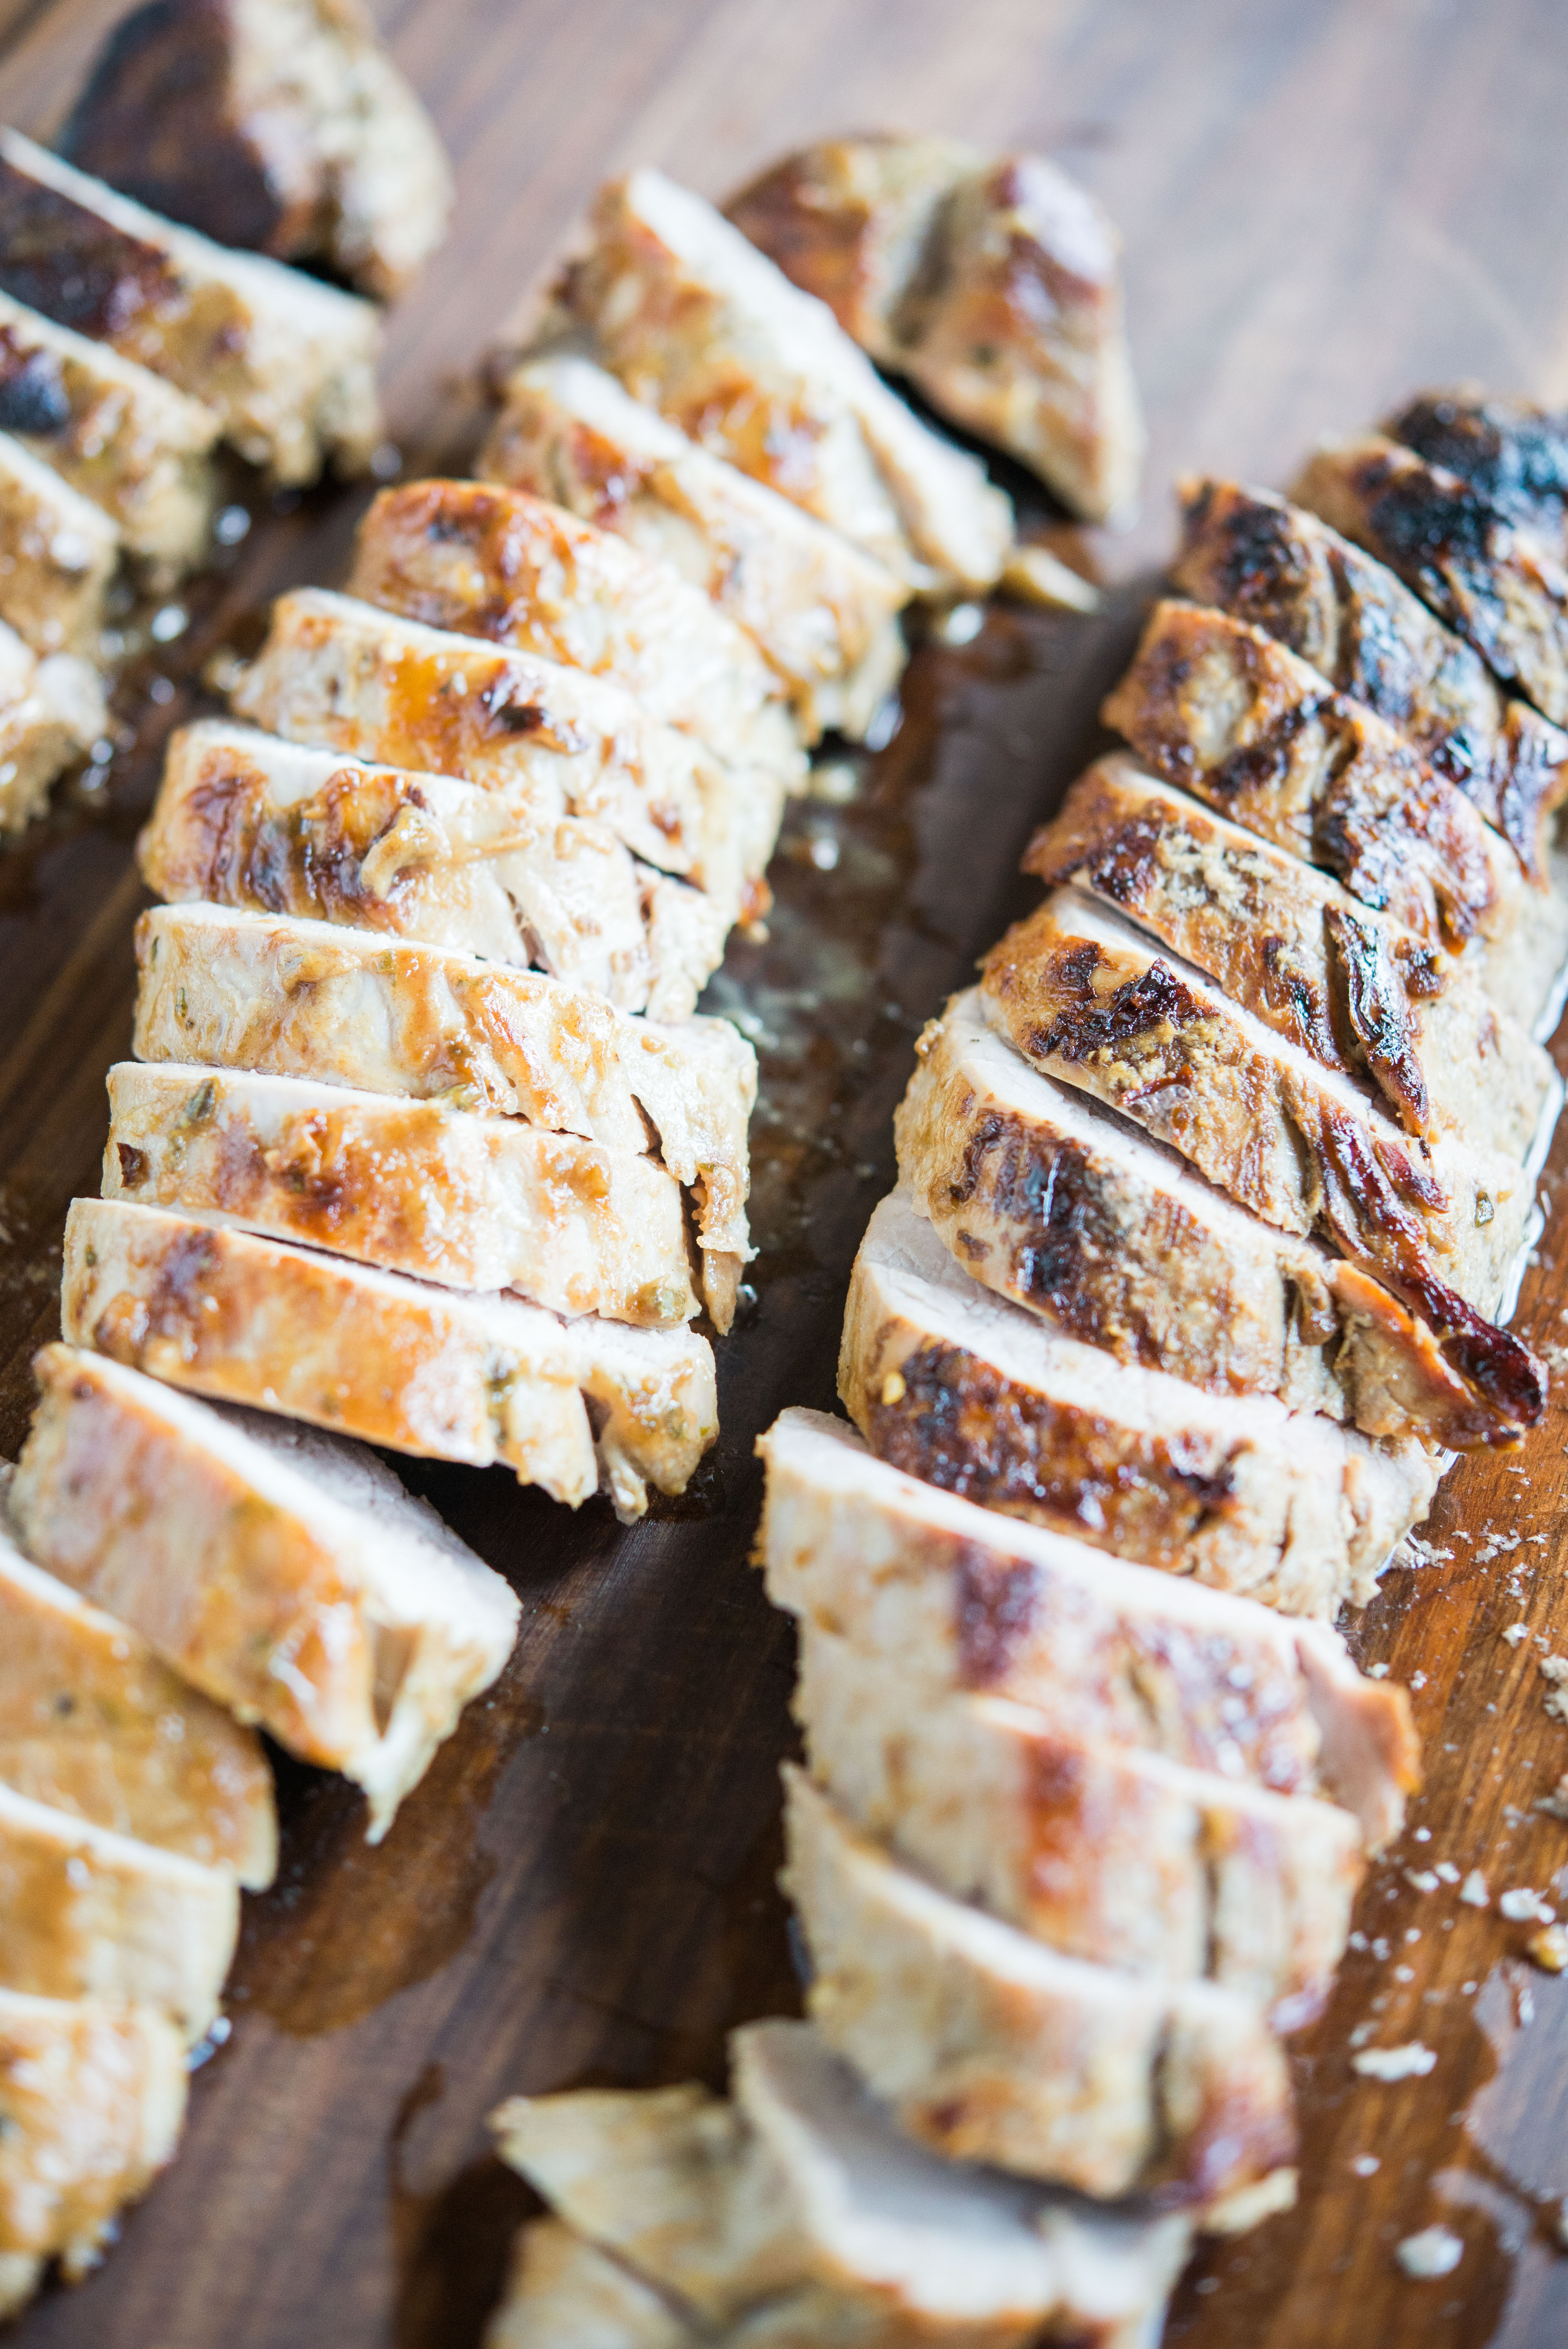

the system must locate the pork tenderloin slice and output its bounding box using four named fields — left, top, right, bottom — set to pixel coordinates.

left=64, top=1198, right=717, bottom=1520
left=488, top=2218, right=696, bottom=2349
left=981, top=891, right=1537, bottom=1375
left=1026, top=754, right=1555, bottom=1159
left=10, top=1345, right=519, bottom=1834
left=0, top=1988, right=184, bottom=2281
left=130, top=896, right=755, bottom=1315
left=0, top=1509, right=275, bottom=1885
left=0, top=620, right=104, bottom=834
left=61, top=0, right=452, bottom=302
left=795, top=1620, right=1362, bottom=2027
left=231, top=587, right=751, bottom=907
left=140, top=720, right=660, bottom=1011
left=1385, top=391, right=1568, bottom=544
left=783, top=1769, right=1297, bottom=2211
left=0, top=291, right=217, bottom=576
left=0, top=129, right=380, bottom=484
left=1293, top=432, right=1568, bottom=729
left=553, top=167, right=1013, bottom=594
left=0, top=1780, right=235, bottom=2042
left=478, top=352, right=910, bottom=744
left=840, top=1191, right=1441, bottom=1617
left=899, top=989, right=1533, bottom=1448
left=1172, top=475, right=1568, bottom=881
left=758, top=1407, right=1419, bottom=1846
left=346, top=478, right=804, bottom=795
left=104, top=1060, right=699, bottom=1329
left=0, top=430, right=118, bottom=658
